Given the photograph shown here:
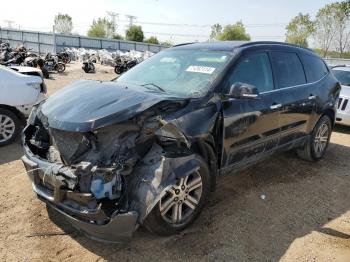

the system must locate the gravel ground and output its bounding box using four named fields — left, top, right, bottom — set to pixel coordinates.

left=1, top=62, right=350, bottom=261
